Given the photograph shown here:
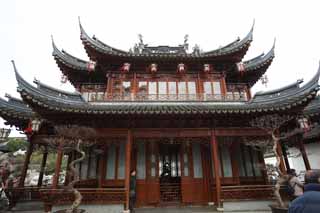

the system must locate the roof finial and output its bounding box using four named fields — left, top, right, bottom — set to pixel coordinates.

left=51, top=35, right=56, bottom=49
left=78, top=16, right=81, bottom=27
left=251, top=19, right=255, bottom=32
left=78, top=16, right=86, bottom=38
left=138, top=34, right=143, bottom=45
left=184, top=34, right=189, bottom=51
left=11, top=60, right=17, bottom=73
left=273, top=37, right=276, bottom=48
